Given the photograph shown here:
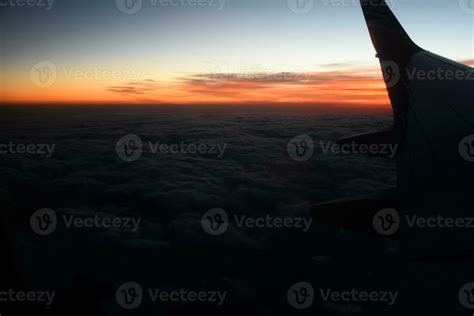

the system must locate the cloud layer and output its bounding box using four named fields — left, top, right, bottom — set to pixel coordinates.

left=0, top=106, right=397, bottom=314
